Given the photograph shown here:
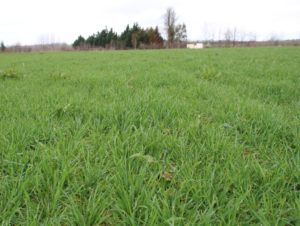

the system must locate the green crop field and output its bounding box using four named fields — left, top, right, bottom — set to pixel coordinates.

left=0, top=48, right=299, bottom=225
